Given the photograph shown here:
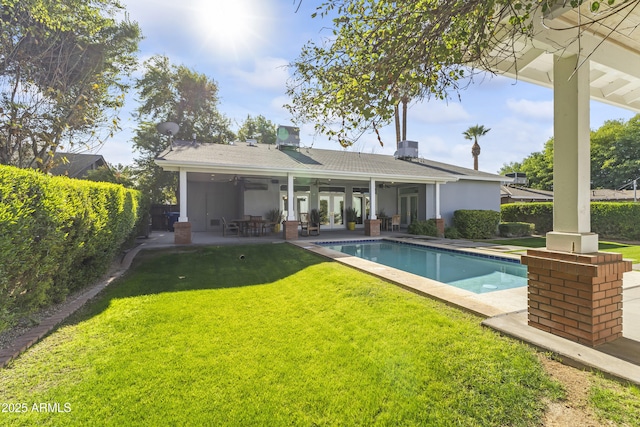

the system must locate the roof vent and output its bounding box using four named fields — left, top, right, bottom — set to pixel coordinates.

left=394, top=140, right=419, bottom=159
left=276, top=125, right=300, bottom=150
left=505, top=172, right=528, bottom=186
